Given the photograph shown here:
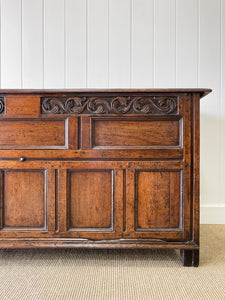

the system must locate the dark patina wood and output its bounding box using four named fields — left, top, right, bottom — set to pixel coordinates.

left=0, top=88, right=211, bottom=267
